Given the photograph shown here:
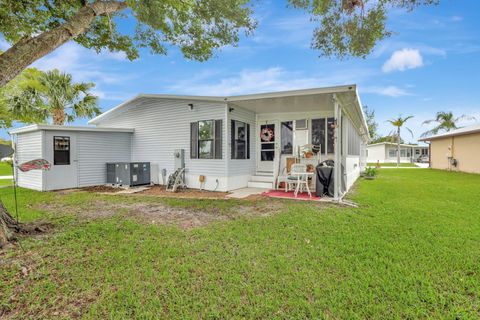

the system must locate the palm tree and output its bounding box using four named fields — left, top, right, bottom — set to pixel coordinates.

left=387, top=115, right=414, bottom=167
left=10, top=69, right=99, bottom=125
left=421, top=111, right=476, bottom=137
